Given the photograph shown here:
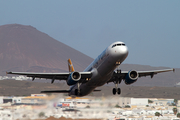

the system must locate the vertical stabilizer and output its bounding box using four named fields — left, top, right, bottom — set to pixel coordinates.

left=68, top=59, right=75, bottom=72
